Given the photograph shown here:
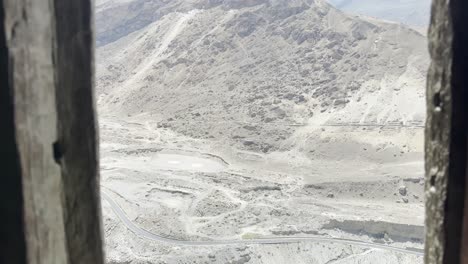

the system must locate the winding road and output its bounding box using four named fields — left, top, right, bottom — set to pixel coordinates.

left=102, top=192, right=424, bottom=256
